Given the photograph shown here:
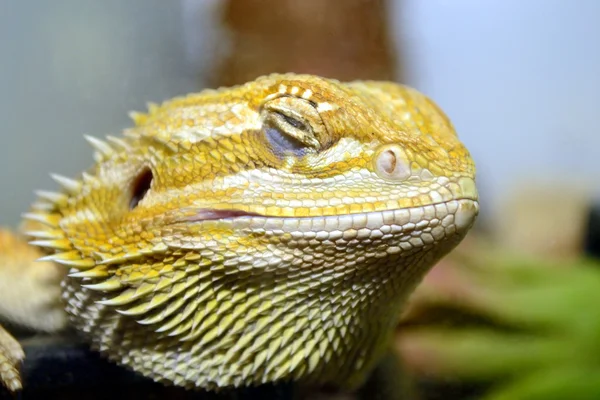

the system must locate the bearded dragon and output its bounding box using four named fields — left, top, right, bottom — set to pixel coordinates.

left=0, top=73, right=478, bottom=393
